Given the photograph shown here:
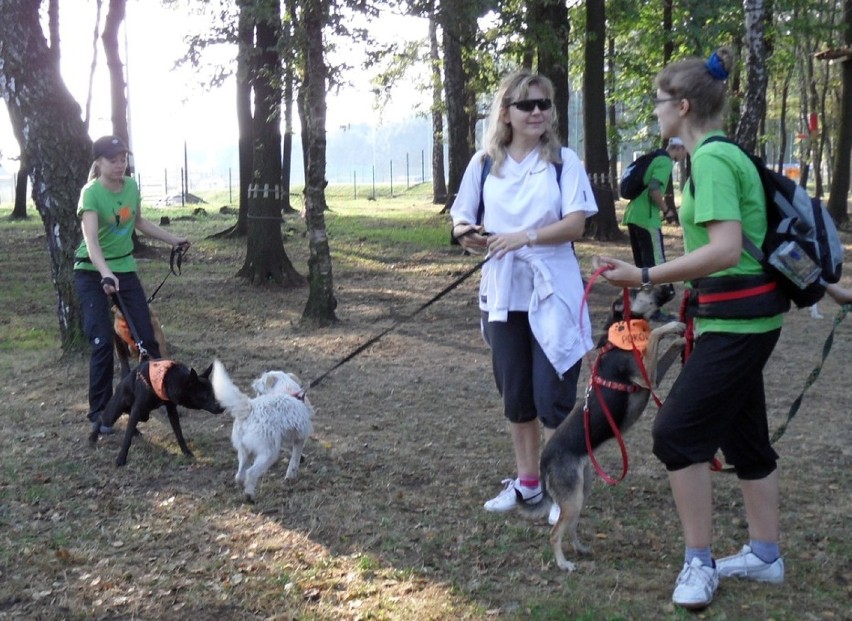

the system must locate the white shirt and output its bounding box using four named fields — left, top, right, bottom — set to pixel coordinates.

left=450, top=146, right=598, bottom=374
